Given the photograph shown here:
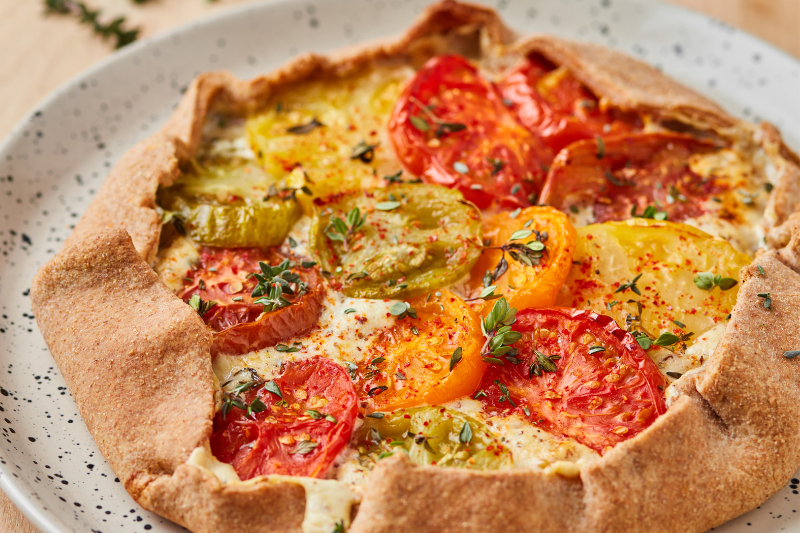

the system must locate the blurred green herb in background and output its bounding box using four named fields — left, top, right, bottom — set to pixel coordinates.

left=43, top=0, right=141, bottom=48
